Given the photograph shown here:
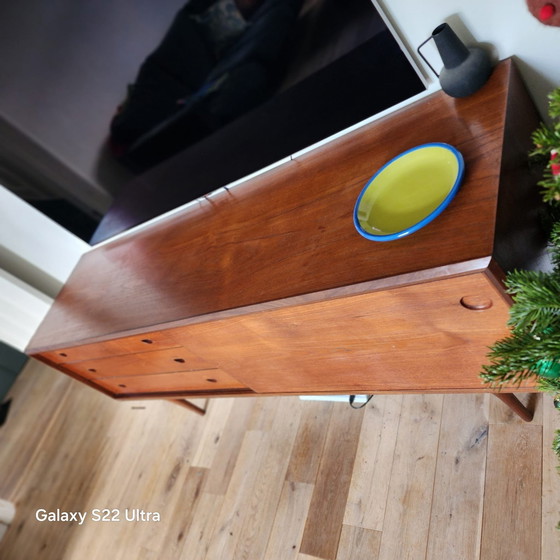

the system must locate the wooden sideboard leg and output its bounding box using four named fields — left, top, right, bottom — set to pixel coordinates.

left=167, top=398, right=207, bottom=416
left=493, top=393, right=534, bottom=422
